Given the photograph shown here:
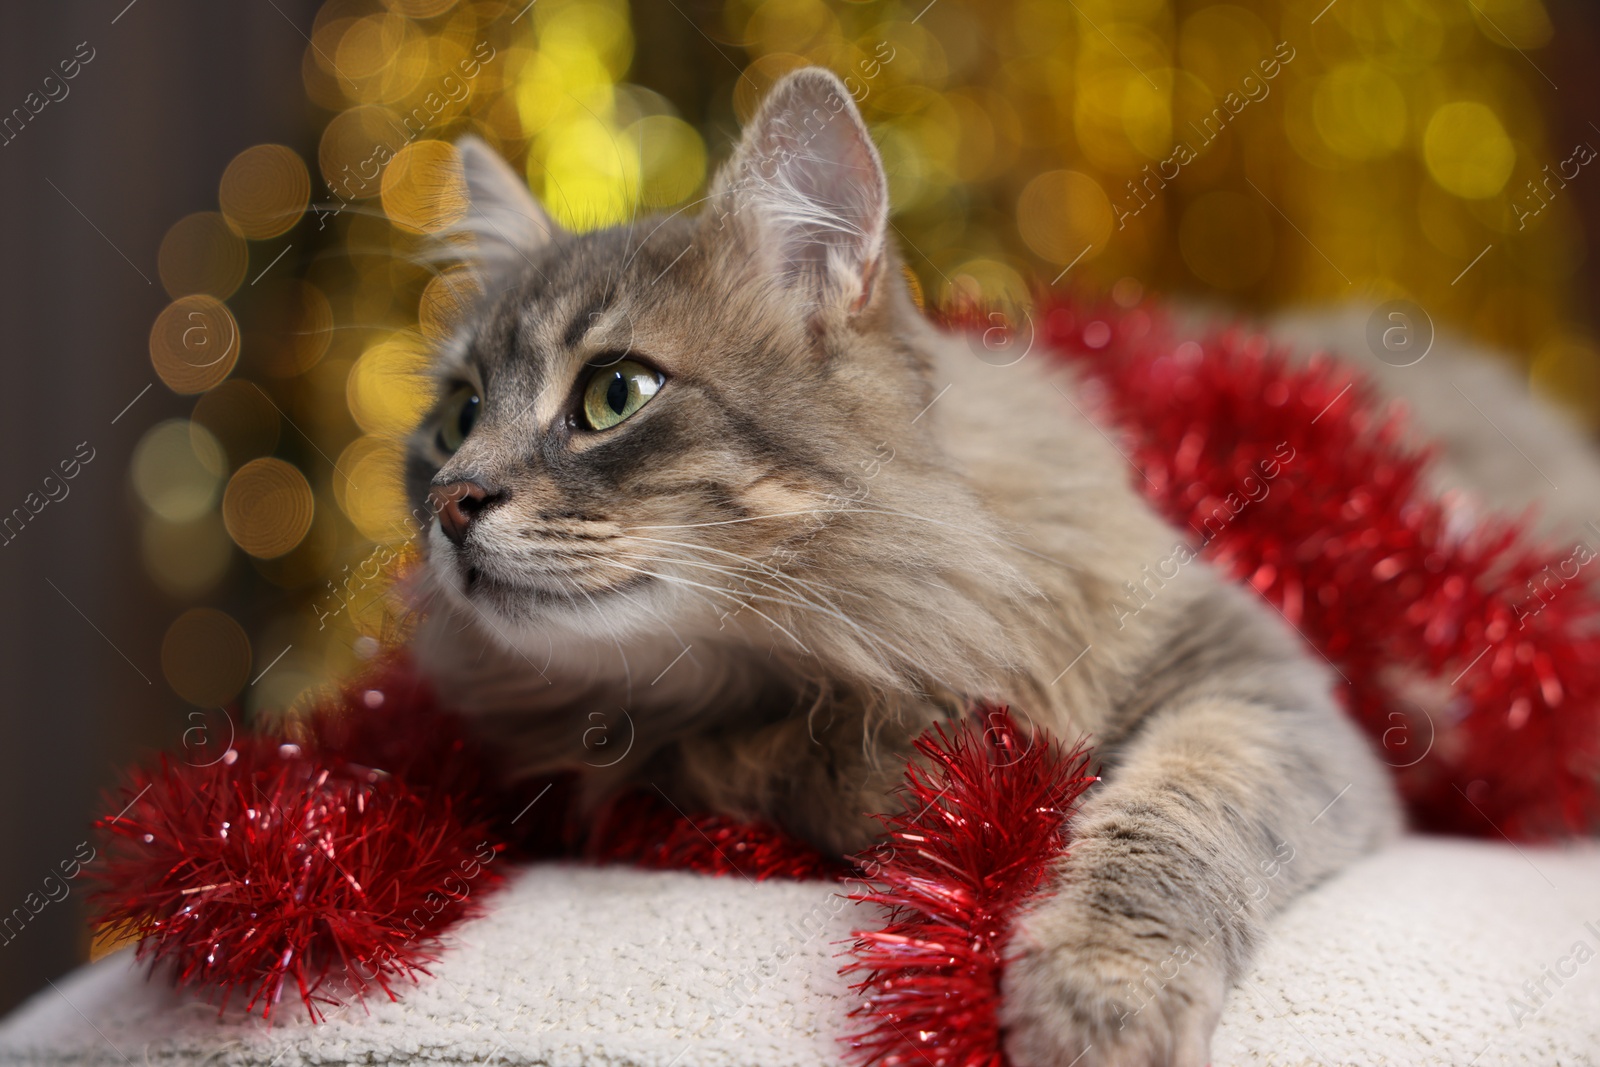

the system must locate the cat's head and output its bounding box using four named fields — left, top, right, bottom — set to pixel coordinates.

left=406, top=68, right=956, bottom=656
